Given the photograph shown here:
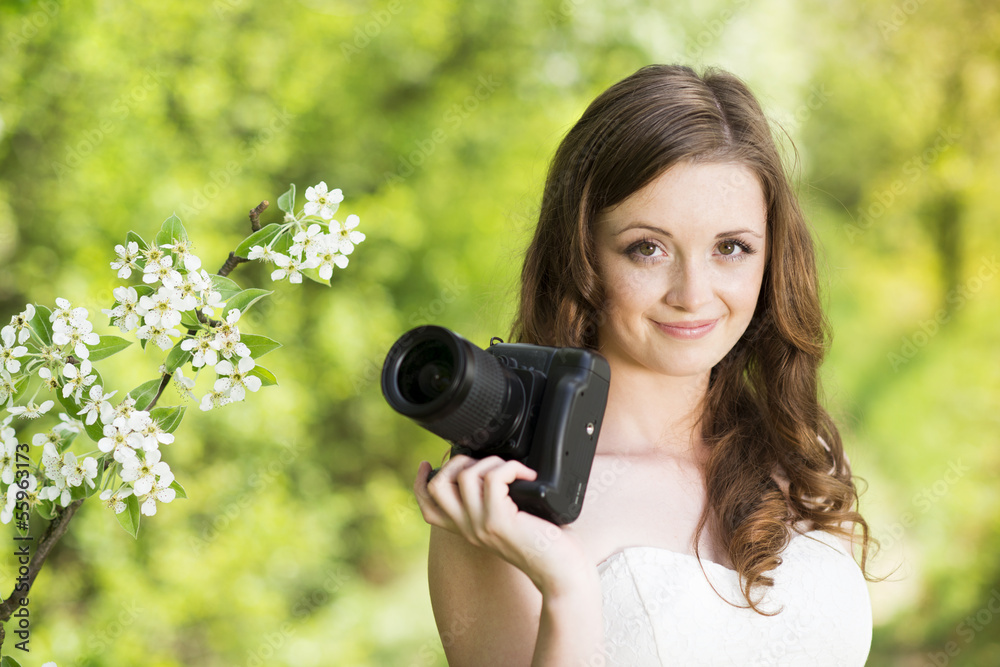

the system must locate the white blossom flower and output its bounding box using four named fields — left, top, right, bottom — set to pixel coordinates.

left=77, top=385, right=118, bottom=425
left=8, top=400, right=54, bottom=420
left=173, top=366, right=197, bottom=402
left=139, top=474, right=176, bottom=516
left=0, top=437, right=16, bottom=485
left=32, top=430, right=62, bottom=449
left=139, top=287, right=184, bottom=329
left=304, top=181, right=343, bottom=220
left=55, top=412, right=84, bottom=437
left=122, top=449, right=171, bottom=496
left=52, top=317, right=100, bottom=360
left=97, top=423, right=140, bottom=464
left=0, top=325, right=28, bottom=374
left=143, top=252, right=182, bottom=288
left=199, top=388, right=231, bottom=412
left=0, top=370, right=15, bottom=408
left=49, top=298, right=89, bottom=331
left=214, top=356, right=261, bottom=402
left=111, top=241, right=142, bottom=278
left=270, top=251, right=317, bottom=284
left=61, top=452, right=98, bottom=489
left=2, top=474, right=39, bottom=523
left=198, top=288, right=225, bottom=318
left=289, top=224, right=324, bottom=261
left=103, top=286, right=146, bottom=333
left=38, top=473, right=72, bottom=508
left=248, top=244, right=283, bottom=263
left=100, top=487, right=133, bottom=514
left=62, top=359, right=96, bottom=402
left=333, top=214, right=366, bottom=255
left=161, top=239, right=202, bottom=272
left=109, top=396, right=138, bottom=424
left=135, top=418, right=174, bottom=452
left=172, top=274, right=204, bottom=312
left=313, top=238, right=350, bottom=279
left=135, top=322, right=181, bottom=351
left=8, top=304, right=35, bottom=344
left=181, top=331, right=219, bottom=368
